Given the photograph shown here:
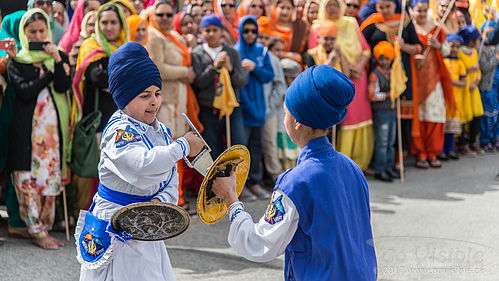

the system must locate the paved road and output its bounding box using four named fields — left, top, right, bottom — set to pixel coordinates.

left=0, top=153, right=498, bottom=281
